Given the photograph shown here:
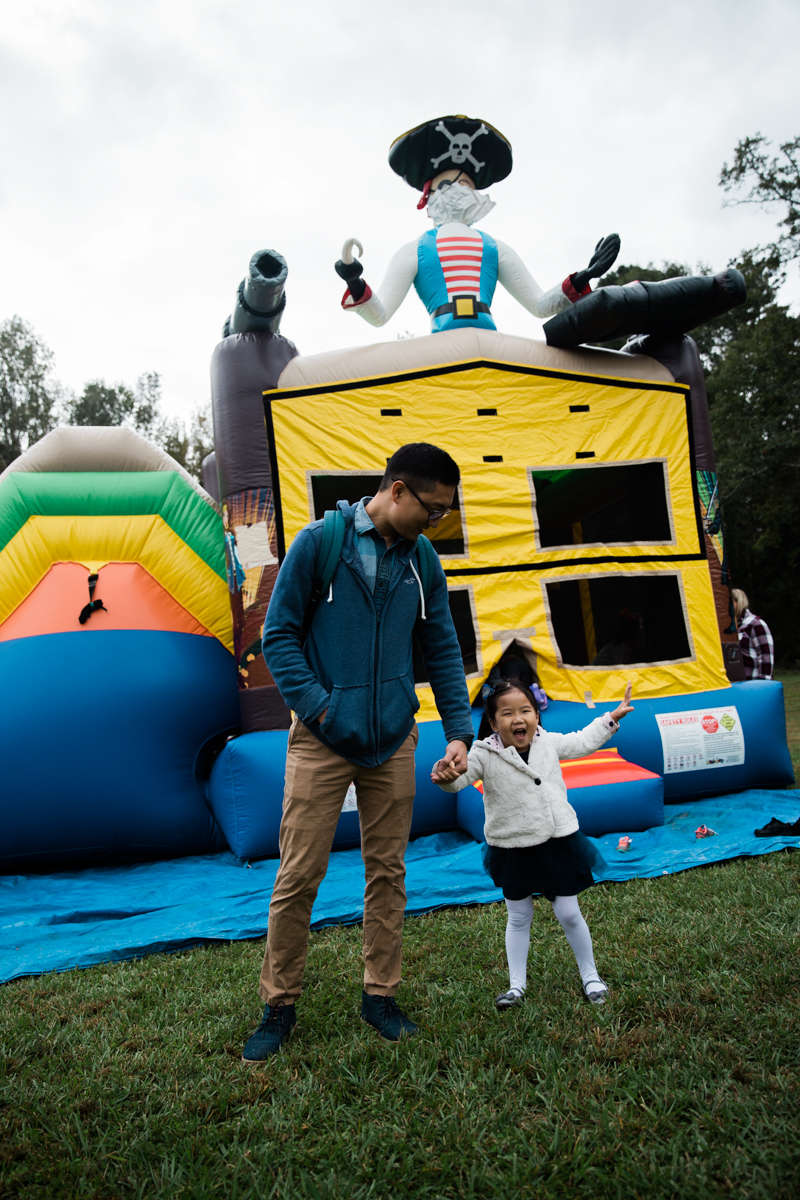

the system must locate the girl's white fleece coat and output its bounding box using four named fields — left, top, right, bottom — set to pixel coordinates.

left=438, top=714, right=619, bottom=848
